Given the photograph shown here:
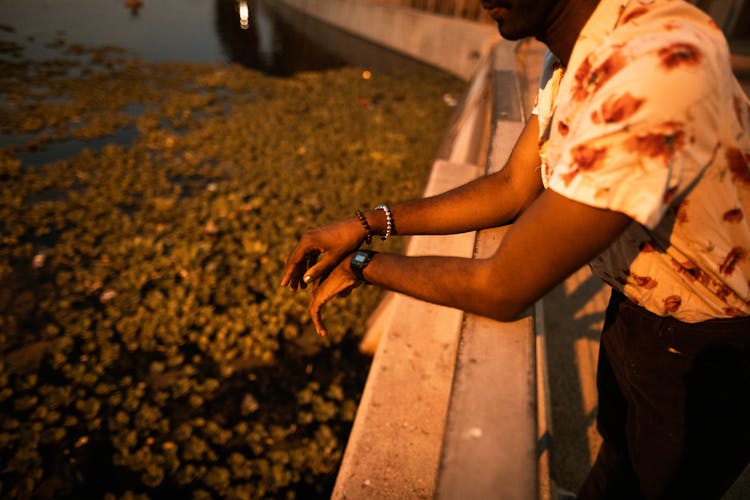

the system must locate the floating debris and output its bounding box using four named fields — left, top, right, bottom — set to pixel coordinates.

left=31, top=252, right=46, bottom=268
